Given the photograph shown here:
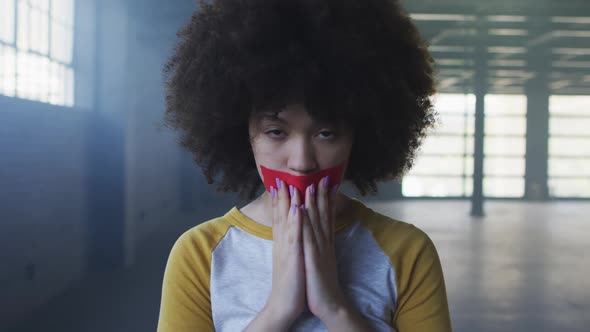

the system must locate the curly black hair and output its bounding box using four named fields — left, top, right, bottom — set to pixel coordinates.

left=162, top=0, right=437, bottom=201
